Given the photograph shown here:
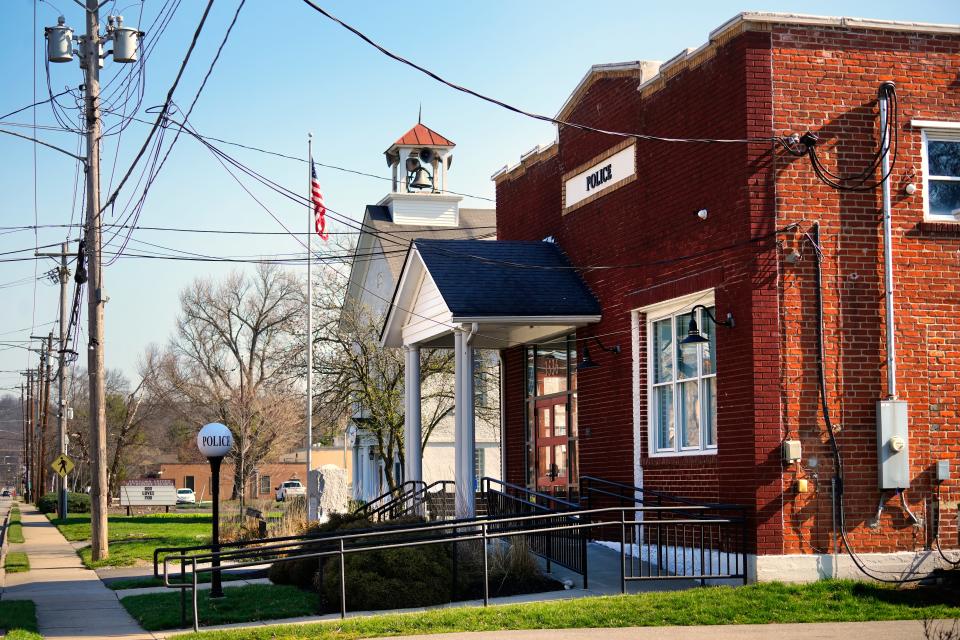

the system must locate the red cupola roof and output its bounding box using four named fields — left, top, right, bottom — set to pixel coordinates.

left=393, top=123, right=454, bottom=147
